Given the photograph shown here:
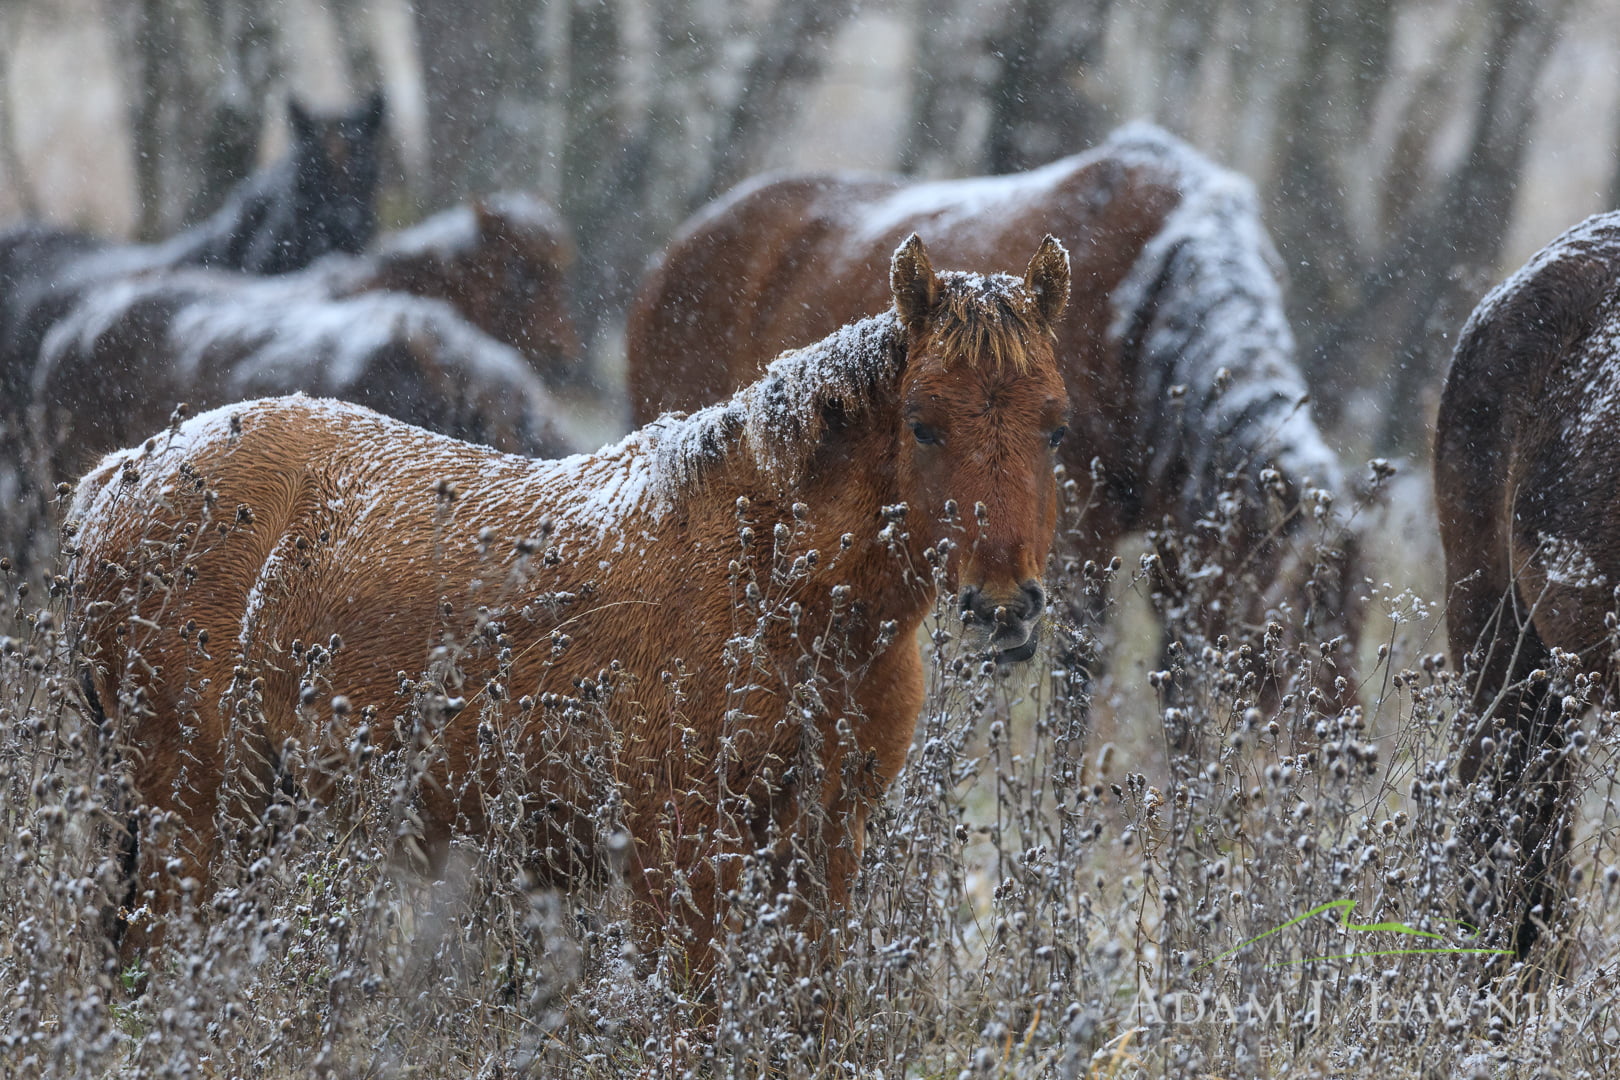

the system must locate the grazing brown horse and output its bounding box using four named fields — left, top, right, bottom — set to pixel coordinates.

left=1435, top=211, right=1620, bottom=958
left=30, top=275, right=585, bottom=485
left=628, top=122, right=1360, bottom=715
left=354, top=193, right=582, bottom=382
left=69, top=235, right=1071, bottom=982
